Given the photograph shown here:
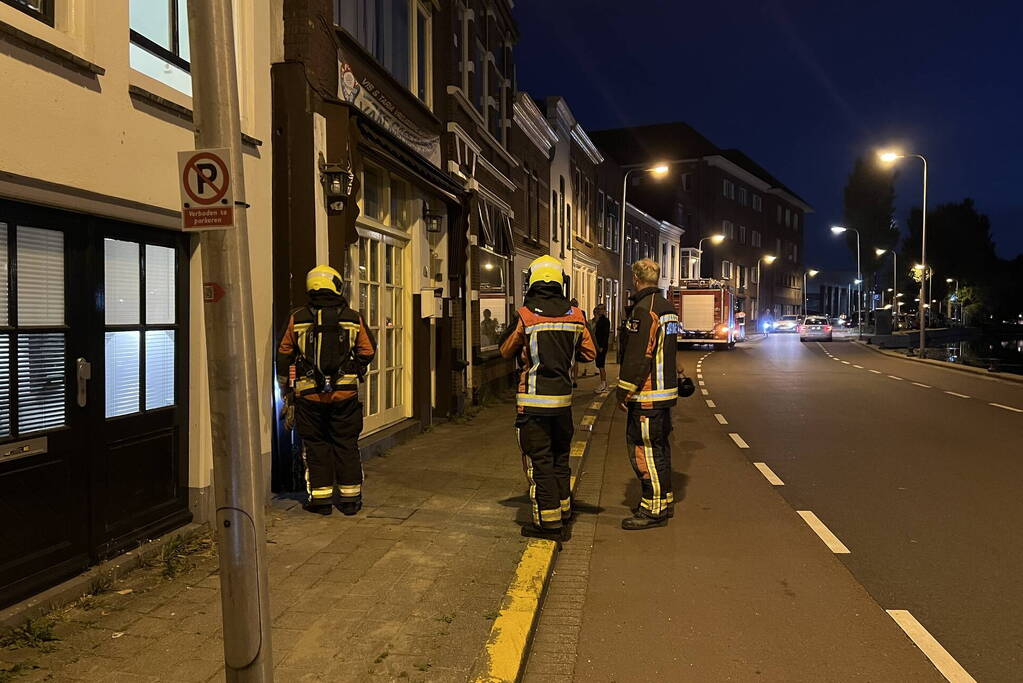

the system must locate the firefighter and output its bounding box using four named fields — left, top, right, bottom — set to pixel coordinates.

left=277, top=265, right=376, bottom=516
left=617, top=258, right=682, bottom=530
left=500, top=255, right=596, bottom=540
